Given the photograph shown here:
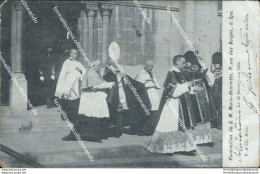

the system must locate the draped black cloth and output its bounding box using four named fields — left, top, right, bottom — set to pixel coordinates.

left=103, top=67, right=151, bottom=133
